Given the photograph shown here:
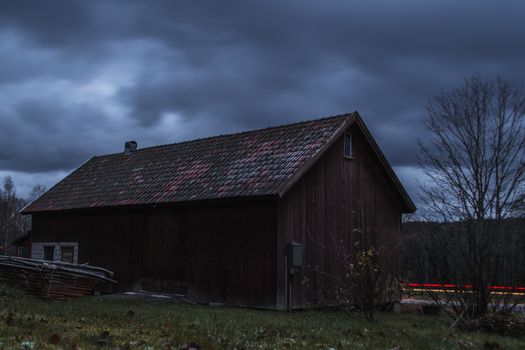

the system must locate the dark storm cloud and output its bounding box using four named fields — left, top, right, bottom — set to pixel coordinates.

left=0, top=98, right=110, bottom=172
left=0, top=0, right=524, bottom=202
